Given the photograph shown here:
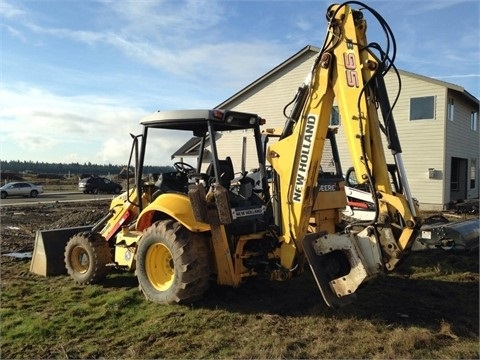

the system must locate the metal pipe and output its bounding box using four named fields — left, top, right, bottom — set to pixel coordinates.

left=394, top=153, right=417, bottom=217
